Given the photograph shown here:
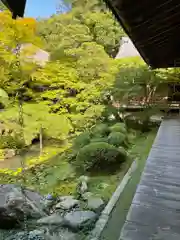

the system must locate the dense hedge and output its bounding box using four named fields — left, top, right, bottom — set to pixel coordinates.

left=108, top=132, right=126, bottom=147
left=76, top=142, right=127, bottom=171
left=109, top=123, right=127, bottom=134
left=91, top=123, right=110, bottom=137
left=90, top=137, right=108, bottom=143
left=73, top=132, right=91, bottom=150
